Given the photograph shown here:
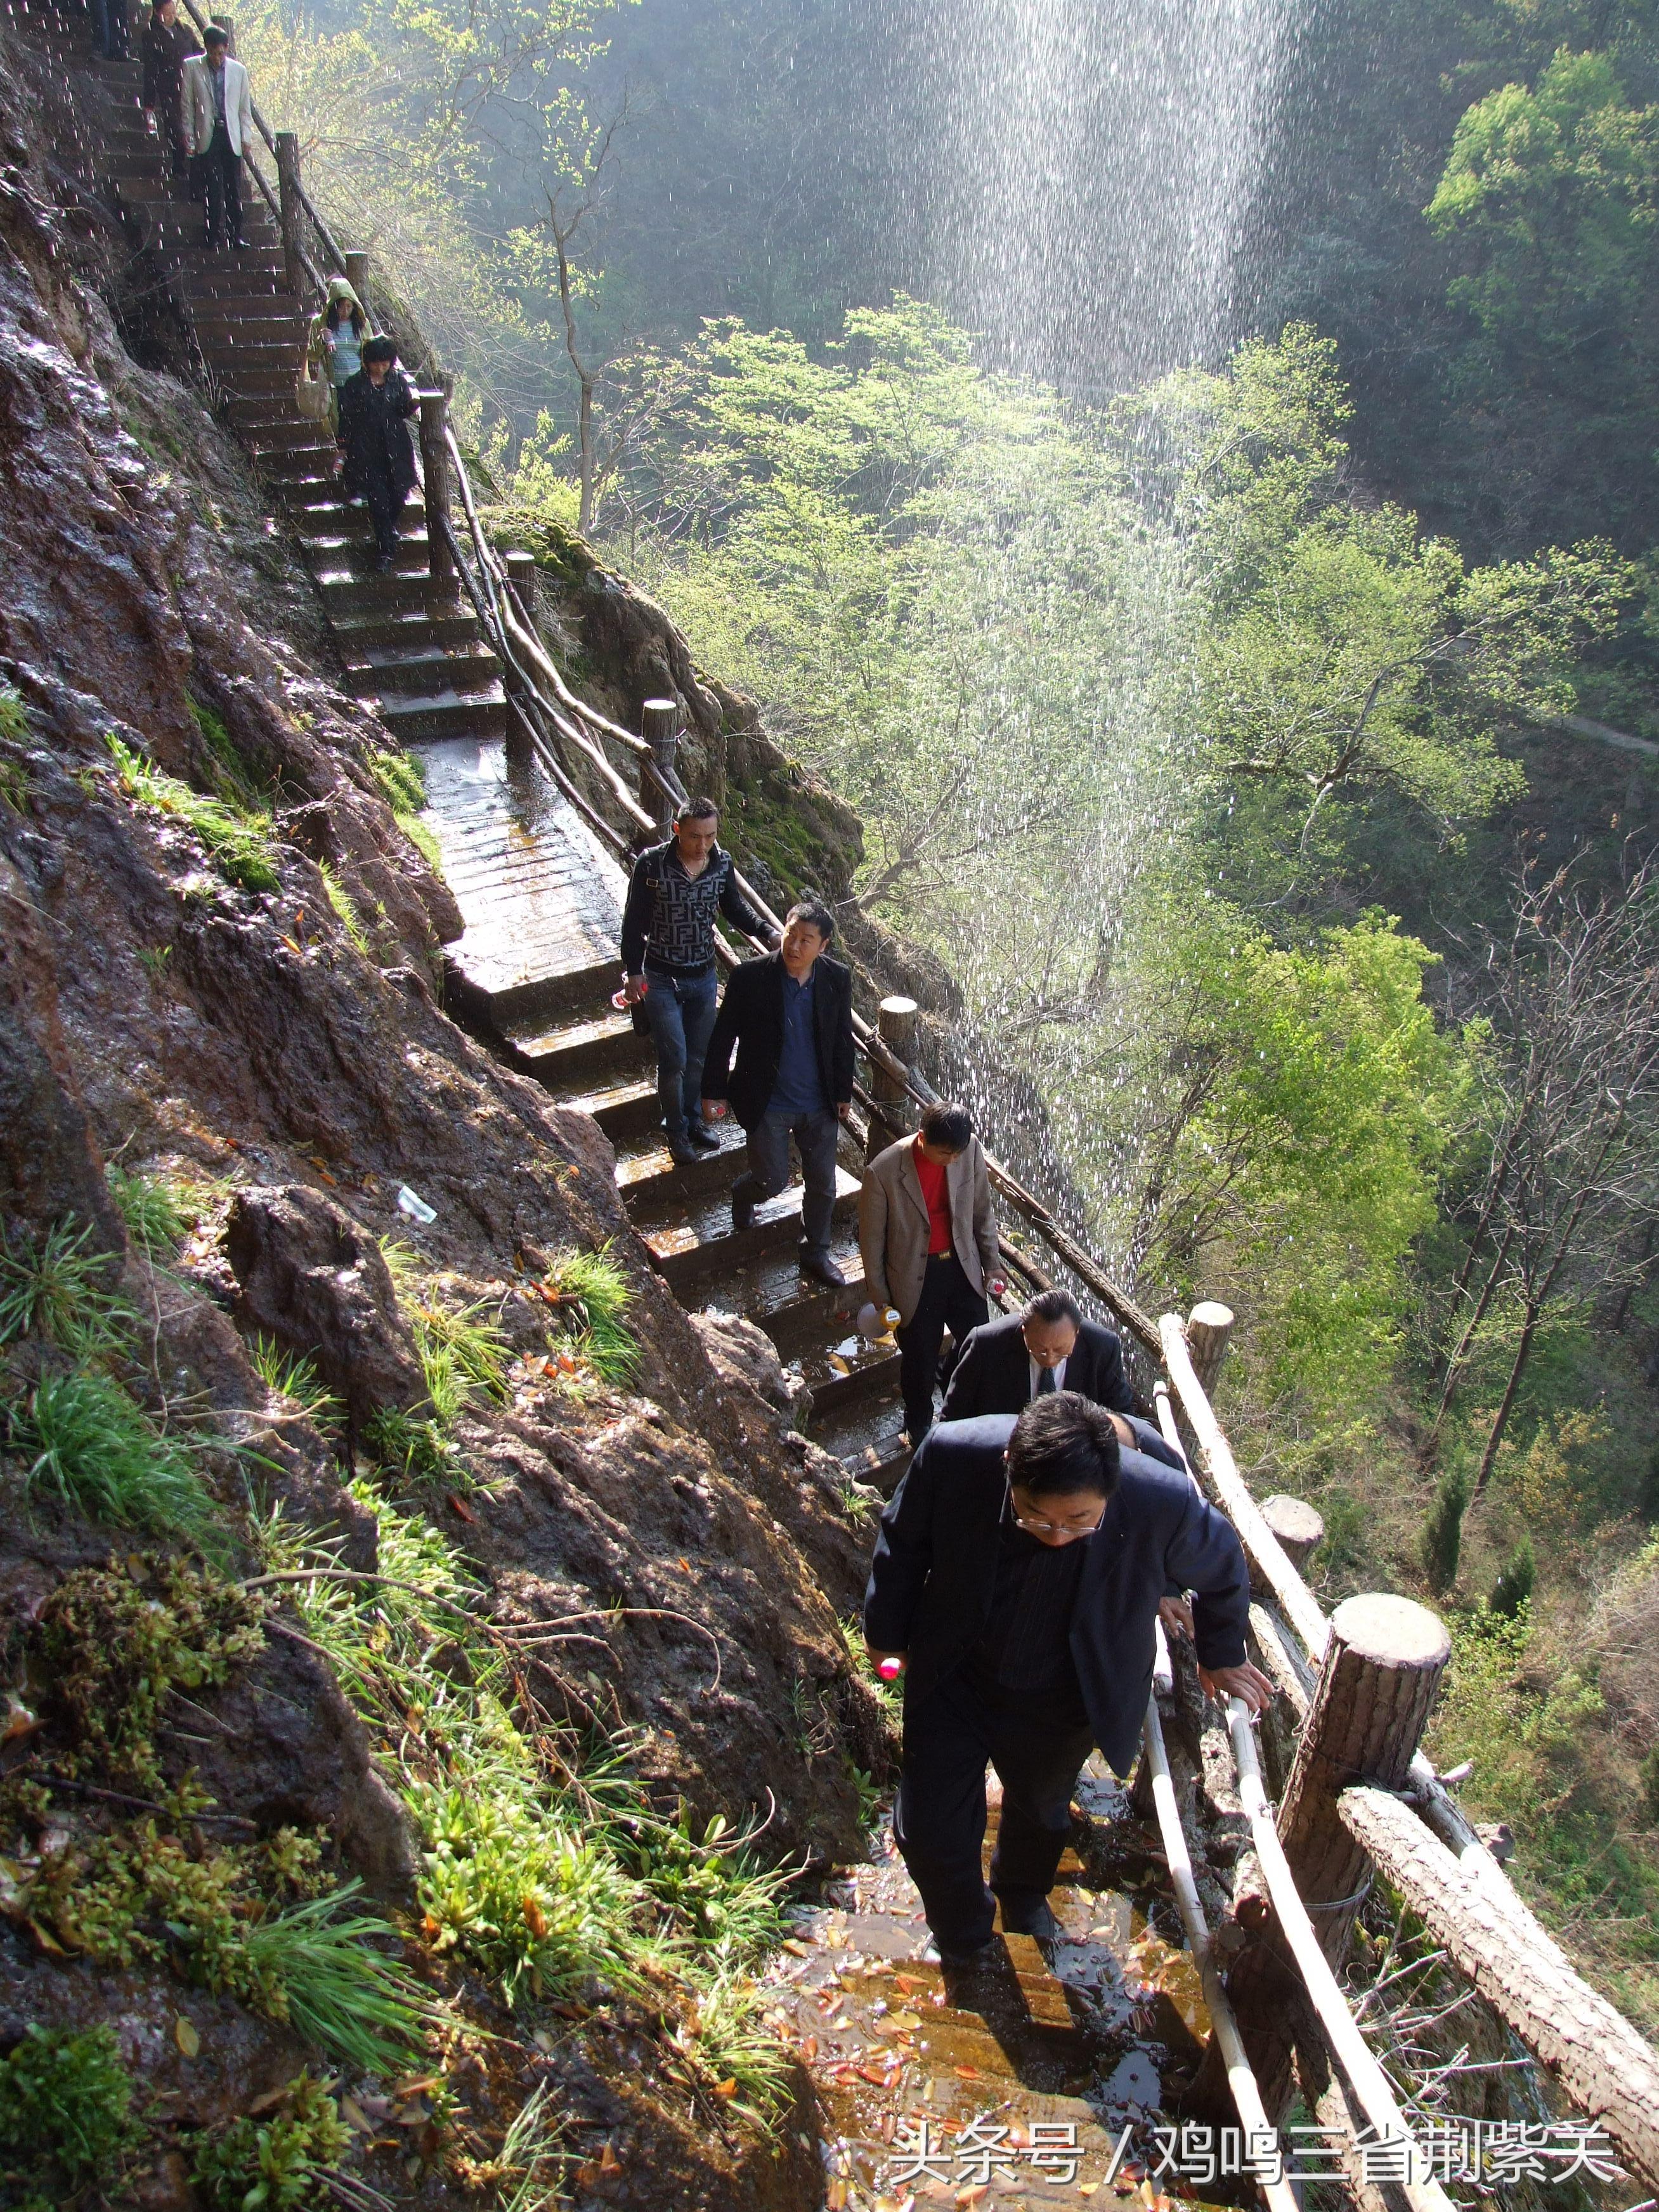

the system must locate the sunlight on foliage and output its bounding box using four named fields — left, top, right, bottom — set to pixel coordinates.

left=106, top=734, right=279, bottom=894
